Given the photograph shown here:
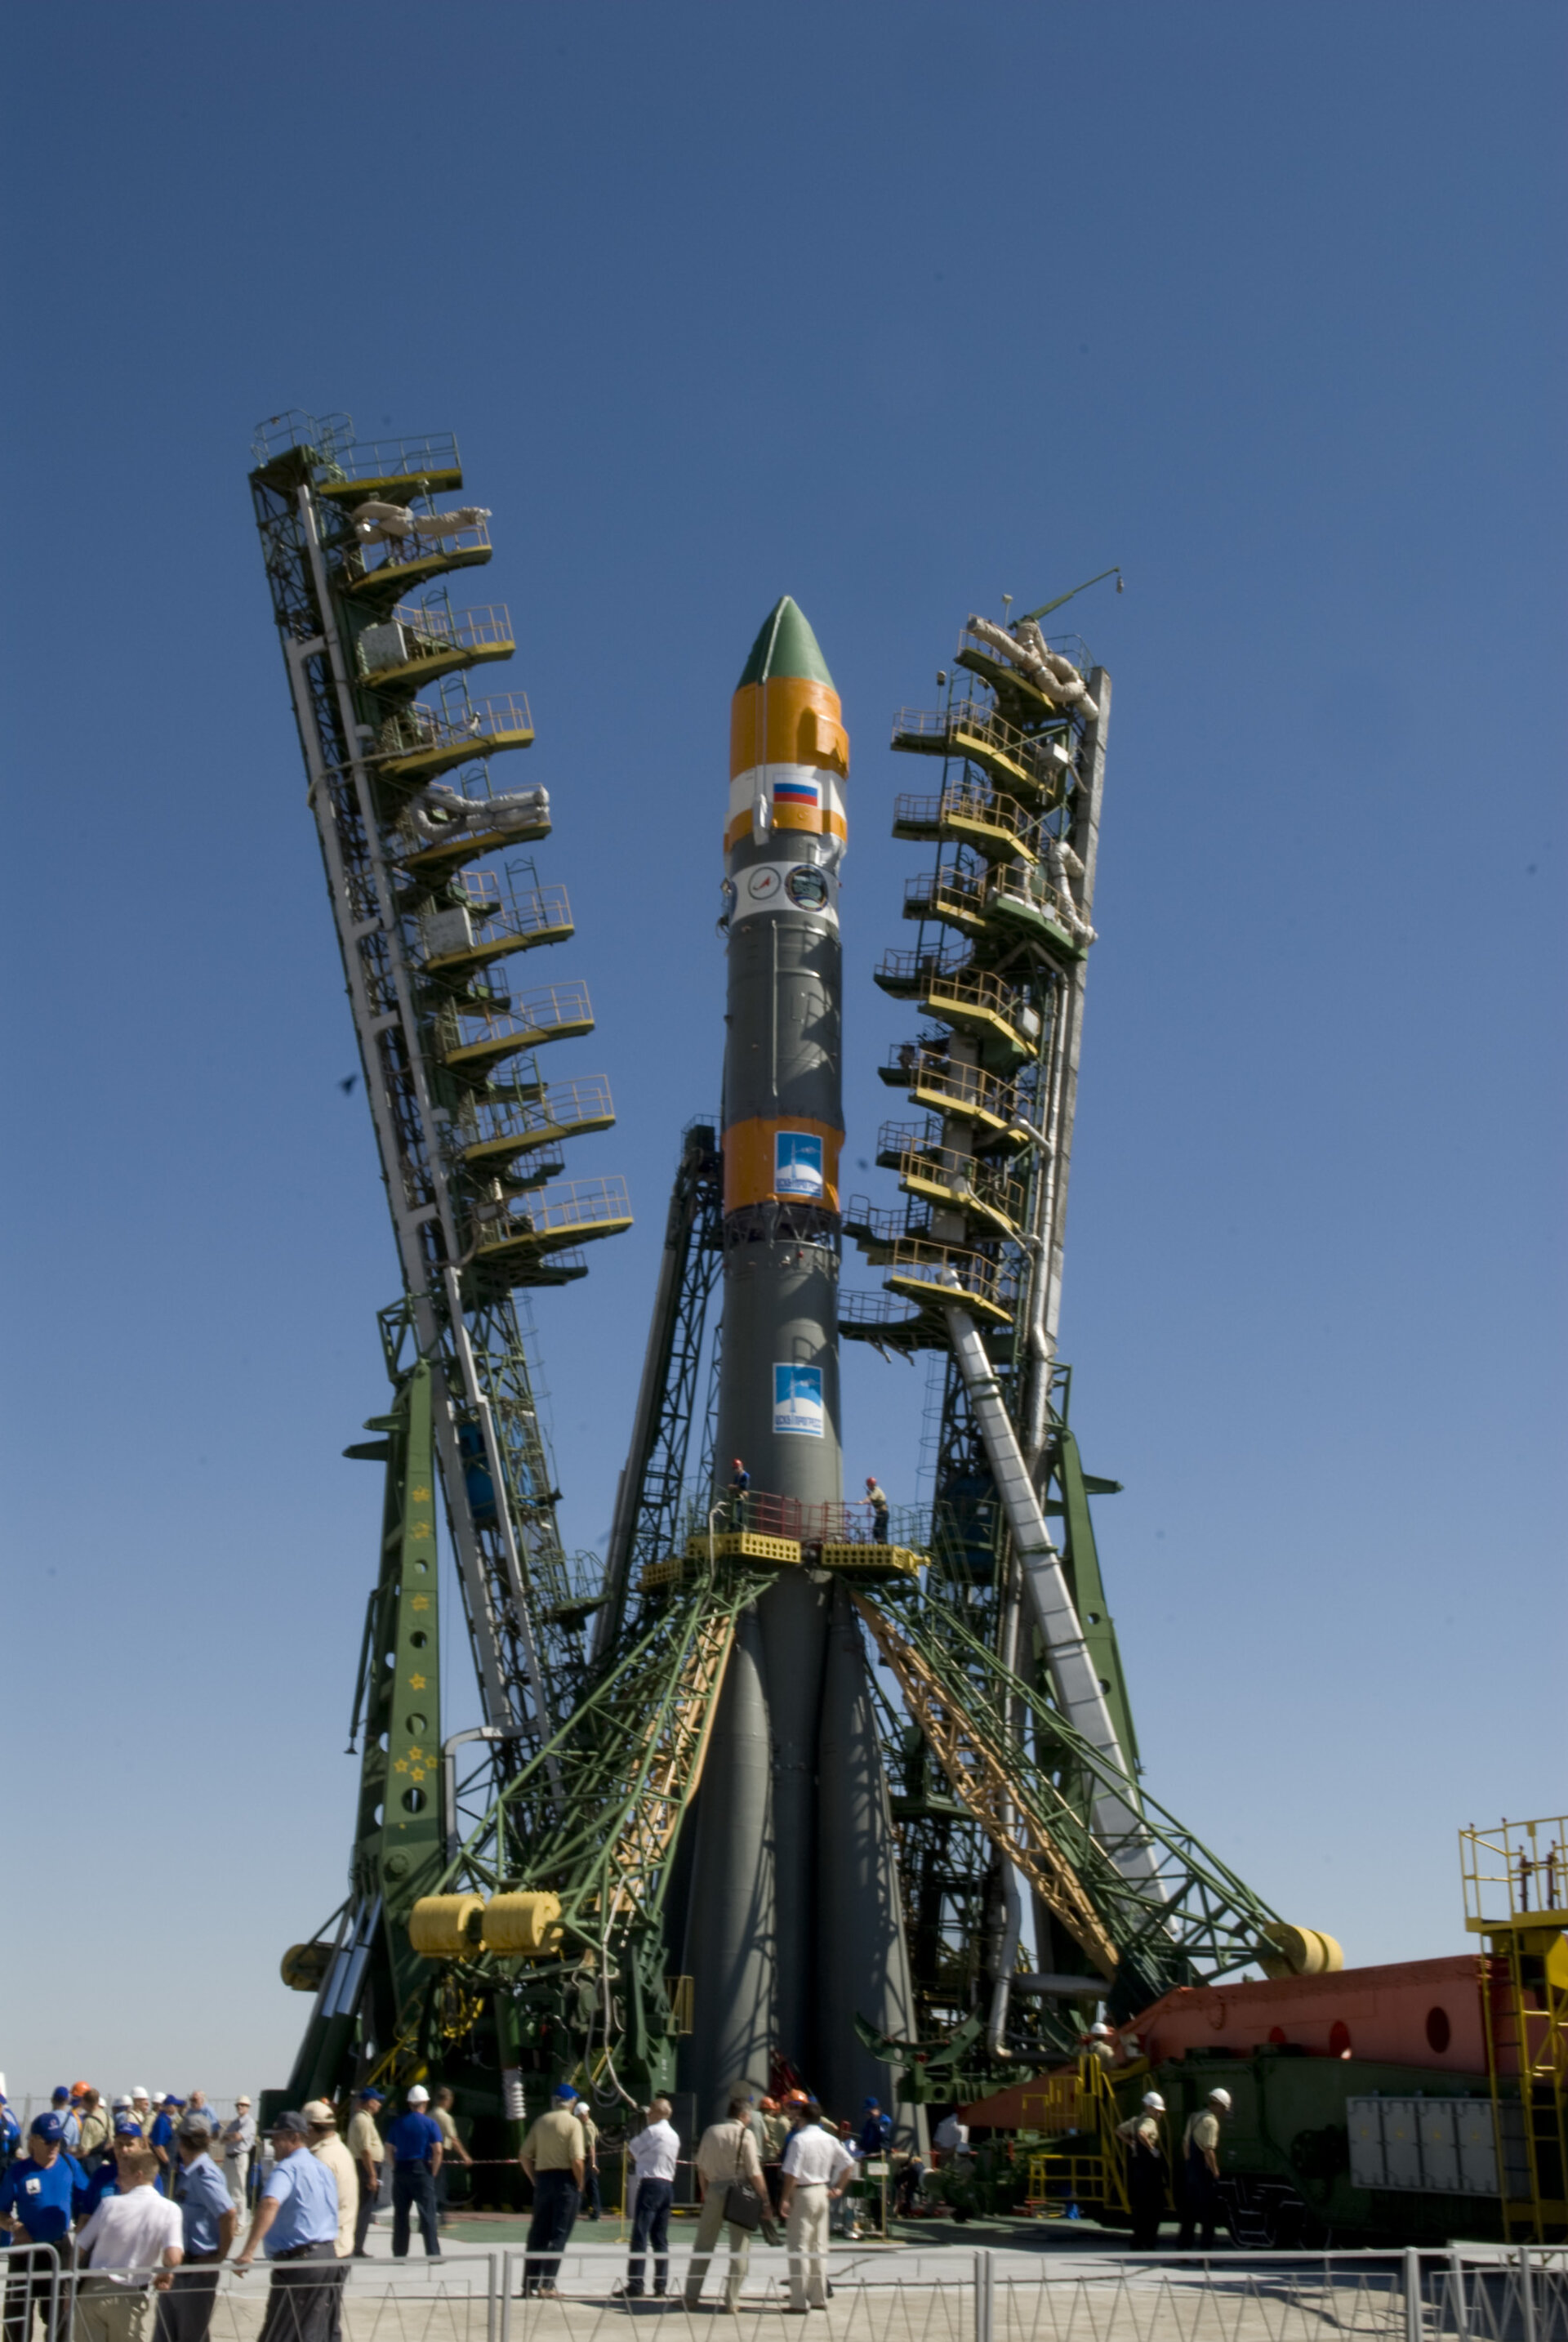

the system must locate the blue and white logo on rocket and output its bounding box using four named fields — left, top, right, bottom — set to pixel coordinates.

left=775, top=1131, right=823, bottom=1198
left=773, top=1363, right=825, bottom=1439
